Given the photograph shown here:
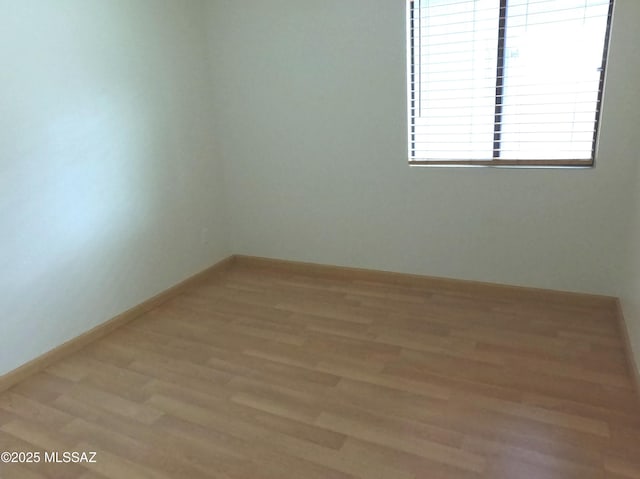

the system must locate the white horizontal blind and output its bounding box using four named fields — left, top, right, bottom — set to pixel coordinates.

left=408, top=0, right=614, bottom=164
